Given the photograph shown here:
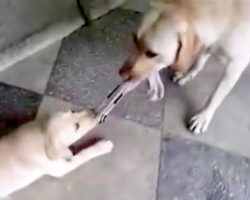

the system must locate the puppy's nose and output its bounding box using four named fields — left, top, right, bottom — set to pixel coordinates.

left=119, top=61, right=132, bottom=80
left=88, top=109, right=97, bottom=118
left=79, top=109, right=97, bottom=118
